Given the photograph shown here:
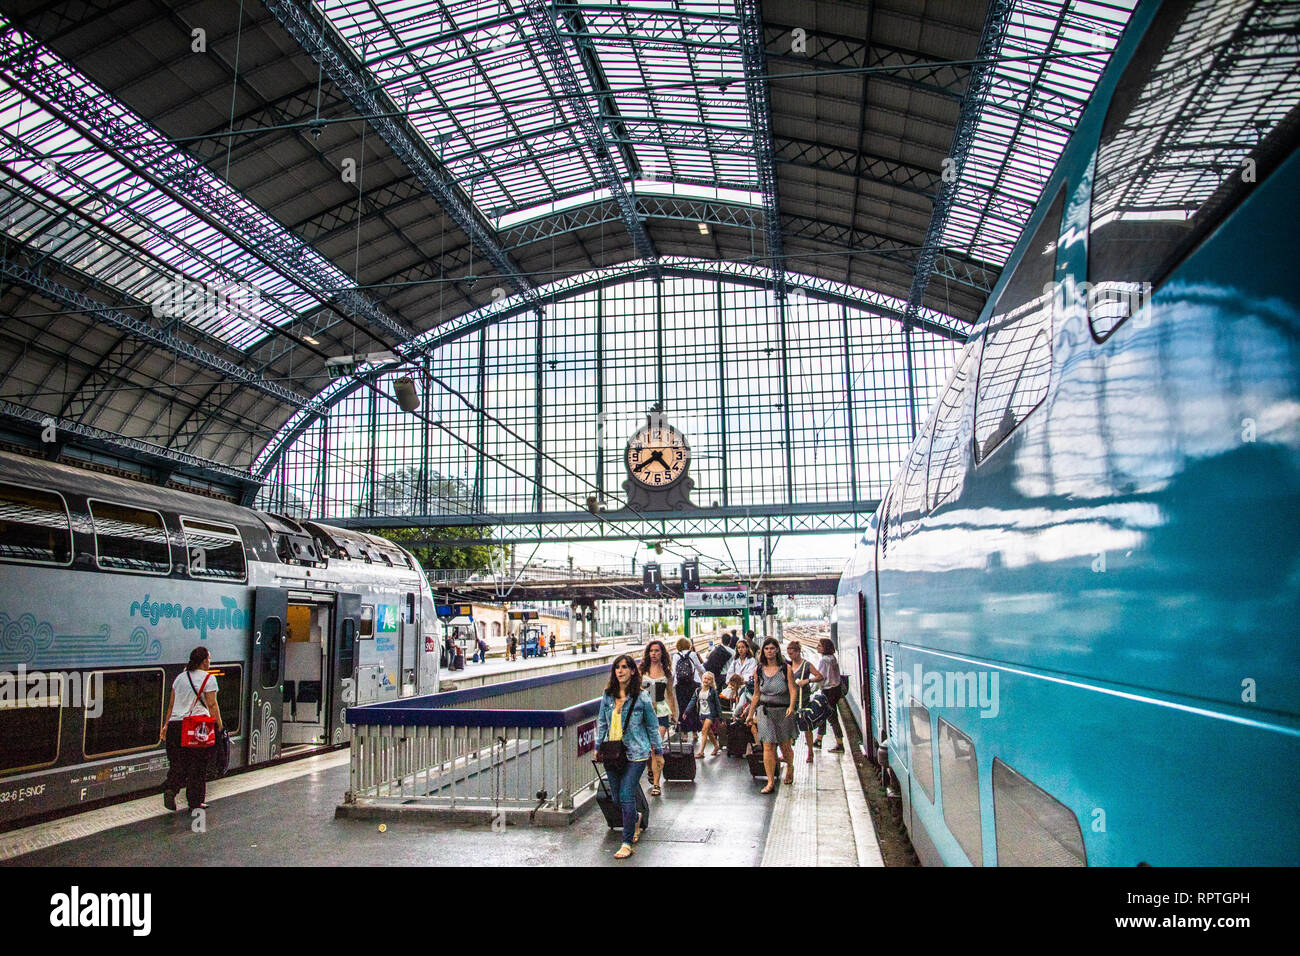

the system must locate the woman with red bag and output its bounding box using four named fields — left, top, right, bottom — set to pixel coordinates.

left=159, top=646, right=224, bottom=812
